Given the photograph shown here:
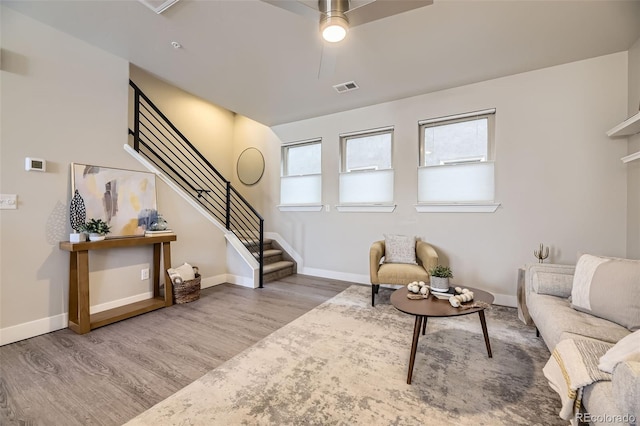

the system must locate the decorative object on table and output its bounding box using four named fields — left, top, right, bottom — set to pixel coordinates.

left=71, top=163, right=156, bottom=238
left=449, top=288, right=475, bottom=307
left=406, top=281, right=429, bottom=299
left=84, top=218, right=111, bottom=241
left=429, top=264, right=453, bottom=292
left=144, top=211, right=172, bottom=235
left=69, top=189, right=87, bottom=242
left=534, top=243, right=549, bottom=263
left=167, top=262, right=201, bottom=304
